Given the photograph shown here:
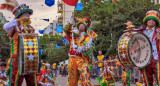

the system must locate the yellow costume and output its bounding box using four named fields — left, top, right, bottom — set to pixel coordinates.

left=65, top=17, right=94, bottom=86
